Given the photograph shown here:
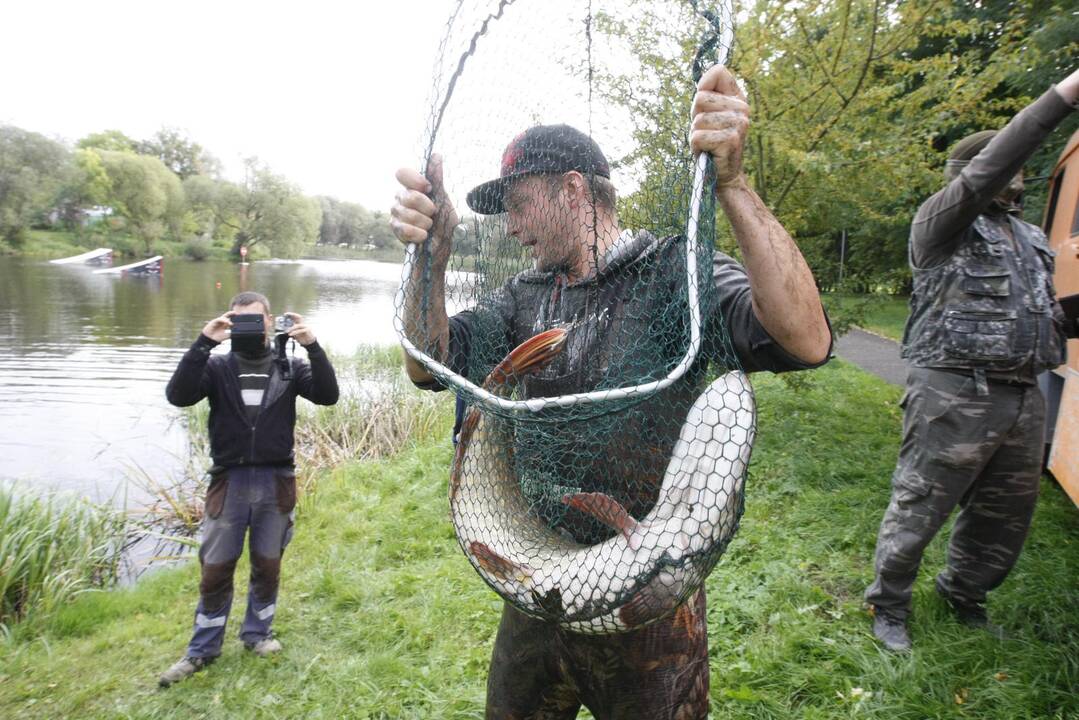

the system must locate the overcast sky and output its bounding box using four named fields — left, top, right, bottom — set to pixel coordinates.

left=1, top=0, right=450, bottom=210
